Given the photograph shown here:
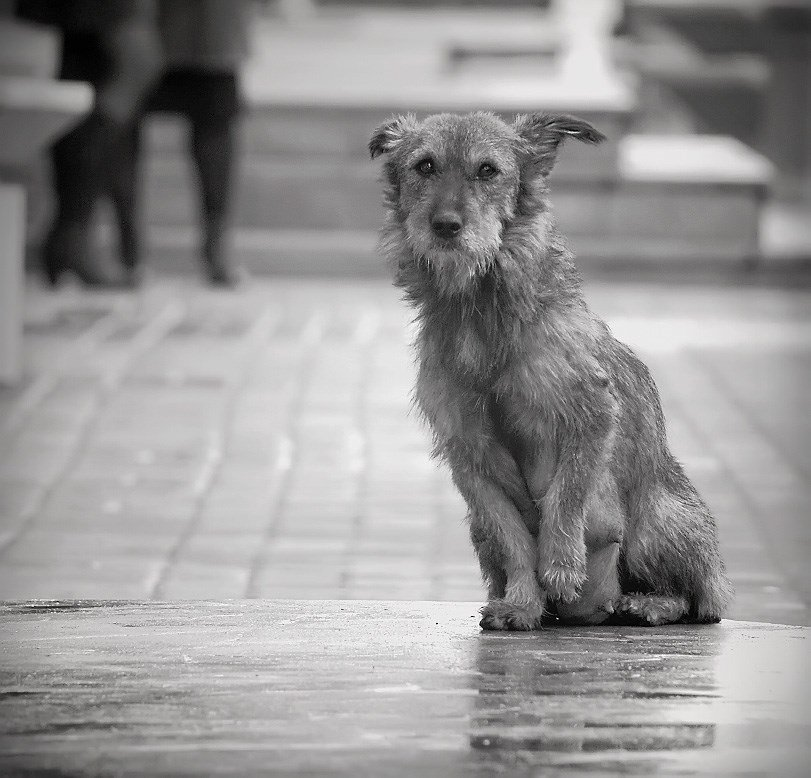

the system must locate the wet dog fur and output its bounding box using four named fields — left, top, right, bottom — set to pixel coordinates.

left=370, top=111, right=733, bottom=630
